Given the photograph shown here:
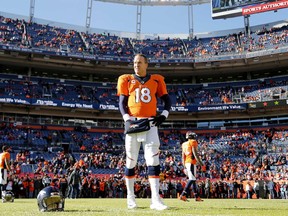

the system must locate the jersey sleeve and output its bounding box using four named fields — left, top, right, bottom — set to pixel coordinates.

left=117, top=74, right=130, bottom=96
left=152, top=74, right=168, bottom=97
left=191, top=140, right=198, bottom=149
